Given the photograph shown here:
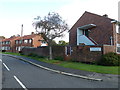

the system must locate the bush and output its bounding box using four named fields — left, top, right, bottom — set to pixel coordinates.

left=27, top=53, right=38, bottom=57
left=37, top=55, right=45, bottom=58
left=2, top=50, right=6, bottom=52
left=54, top=56, right=64, bottom=61
left=27, top=53, right=45, bottom=58
left=98, top=52, right=120, bottom=66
